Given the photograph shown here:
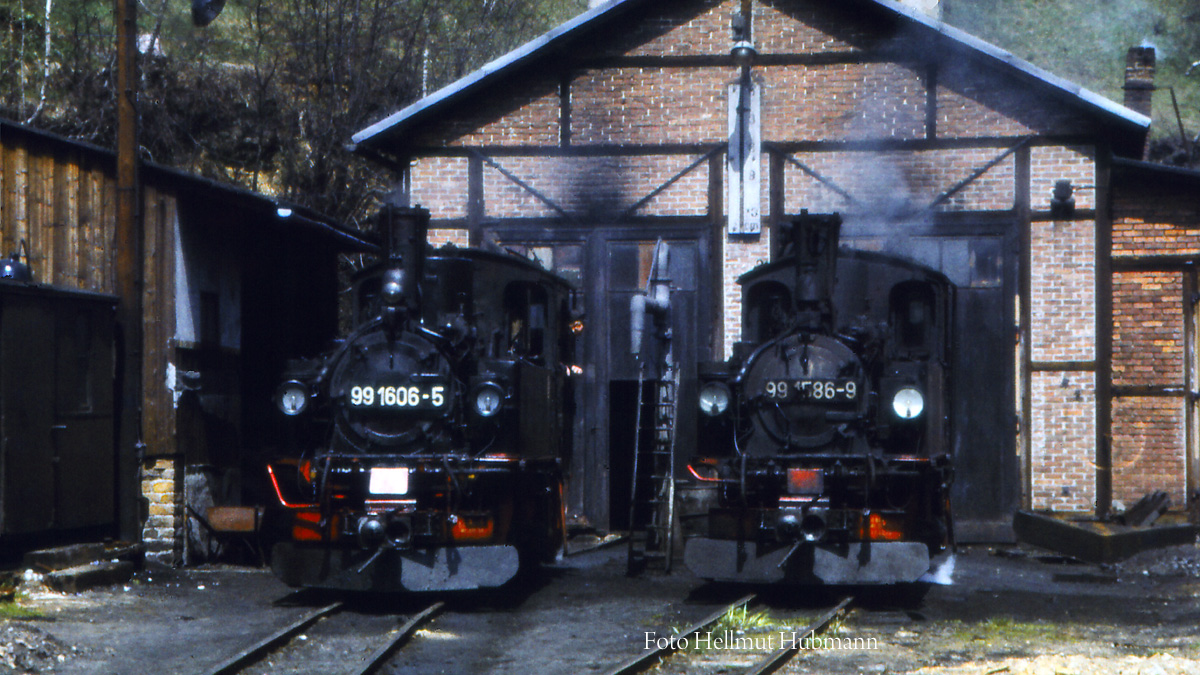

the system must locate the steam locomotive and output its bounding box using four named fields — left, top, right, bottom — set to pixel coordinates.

left=265, top=206, right=575, bottom=592
left=683, top=212, right=954, bottom=585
